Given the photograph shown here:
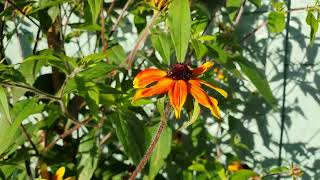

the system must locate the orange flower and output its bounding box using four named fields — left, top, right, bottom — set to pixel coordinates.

left=39, top=164, right=75, bottom=180
left=133, top=62, right=227, bottom=119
